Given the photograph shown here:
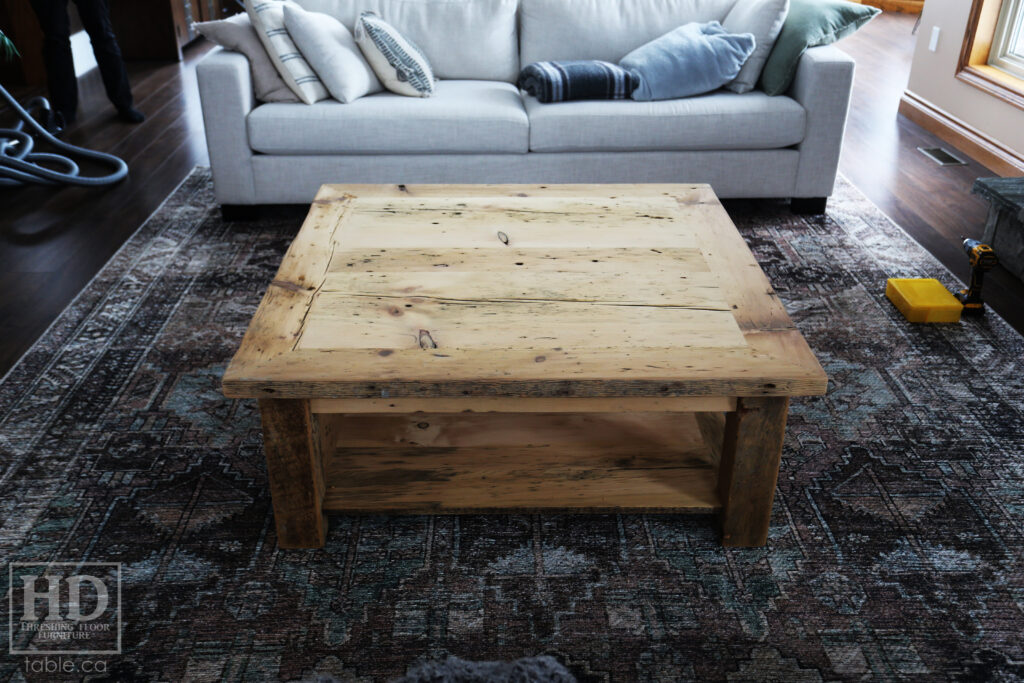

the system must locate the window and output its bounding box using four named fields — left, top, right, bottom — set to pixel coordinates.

left=957, top=0, right=1024, bottom=109
left=989, top=0, right=1024, bottom=78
